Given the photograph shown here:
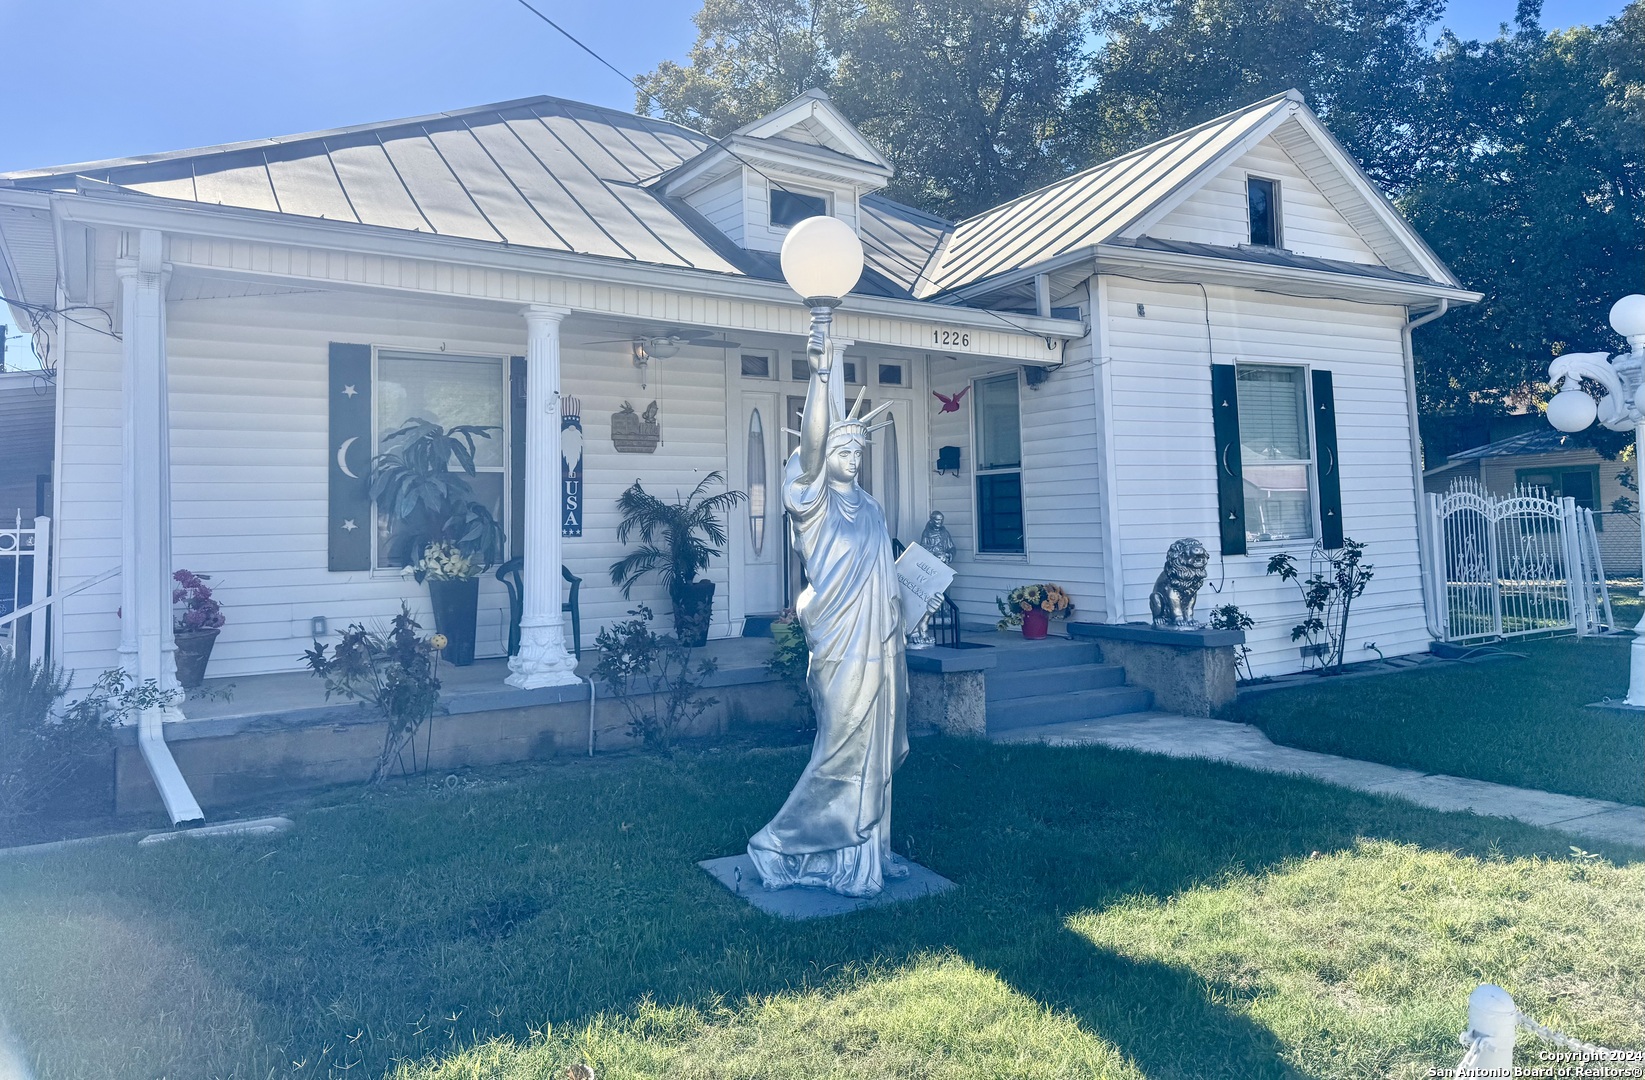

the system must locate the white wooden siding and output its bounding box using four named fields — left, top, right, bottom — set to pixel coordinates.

left=53, top=289, right=734, bottom=682
left=1146, top=134, right=1380, bottom=265
left=686, top=171, right=746, bottom=246
left=1103, top=277, right=1426, bottom=675
left=927, top=312, right=1111, bottom=626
